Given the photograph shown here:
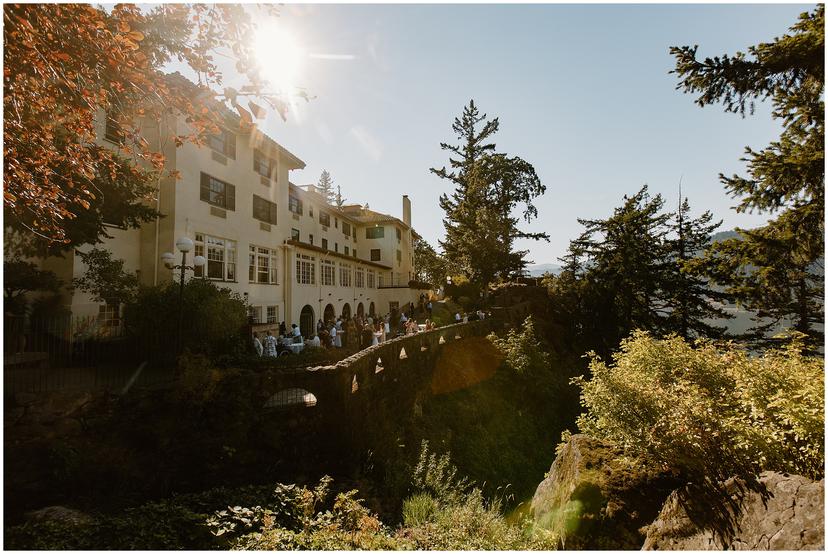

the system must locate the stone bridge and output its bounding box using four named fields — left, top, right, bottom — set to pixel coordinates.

left=244, top=301, right=535, bottom=470
left=255, top=301, right=534, bottom=411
